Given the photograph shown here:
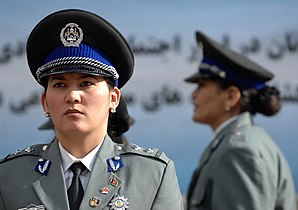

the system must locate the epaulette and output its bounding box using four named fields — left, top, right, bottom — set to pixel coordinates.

left=0, top=144, right=48, bottom=164
left=117, top=143, right=170, bottom=164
